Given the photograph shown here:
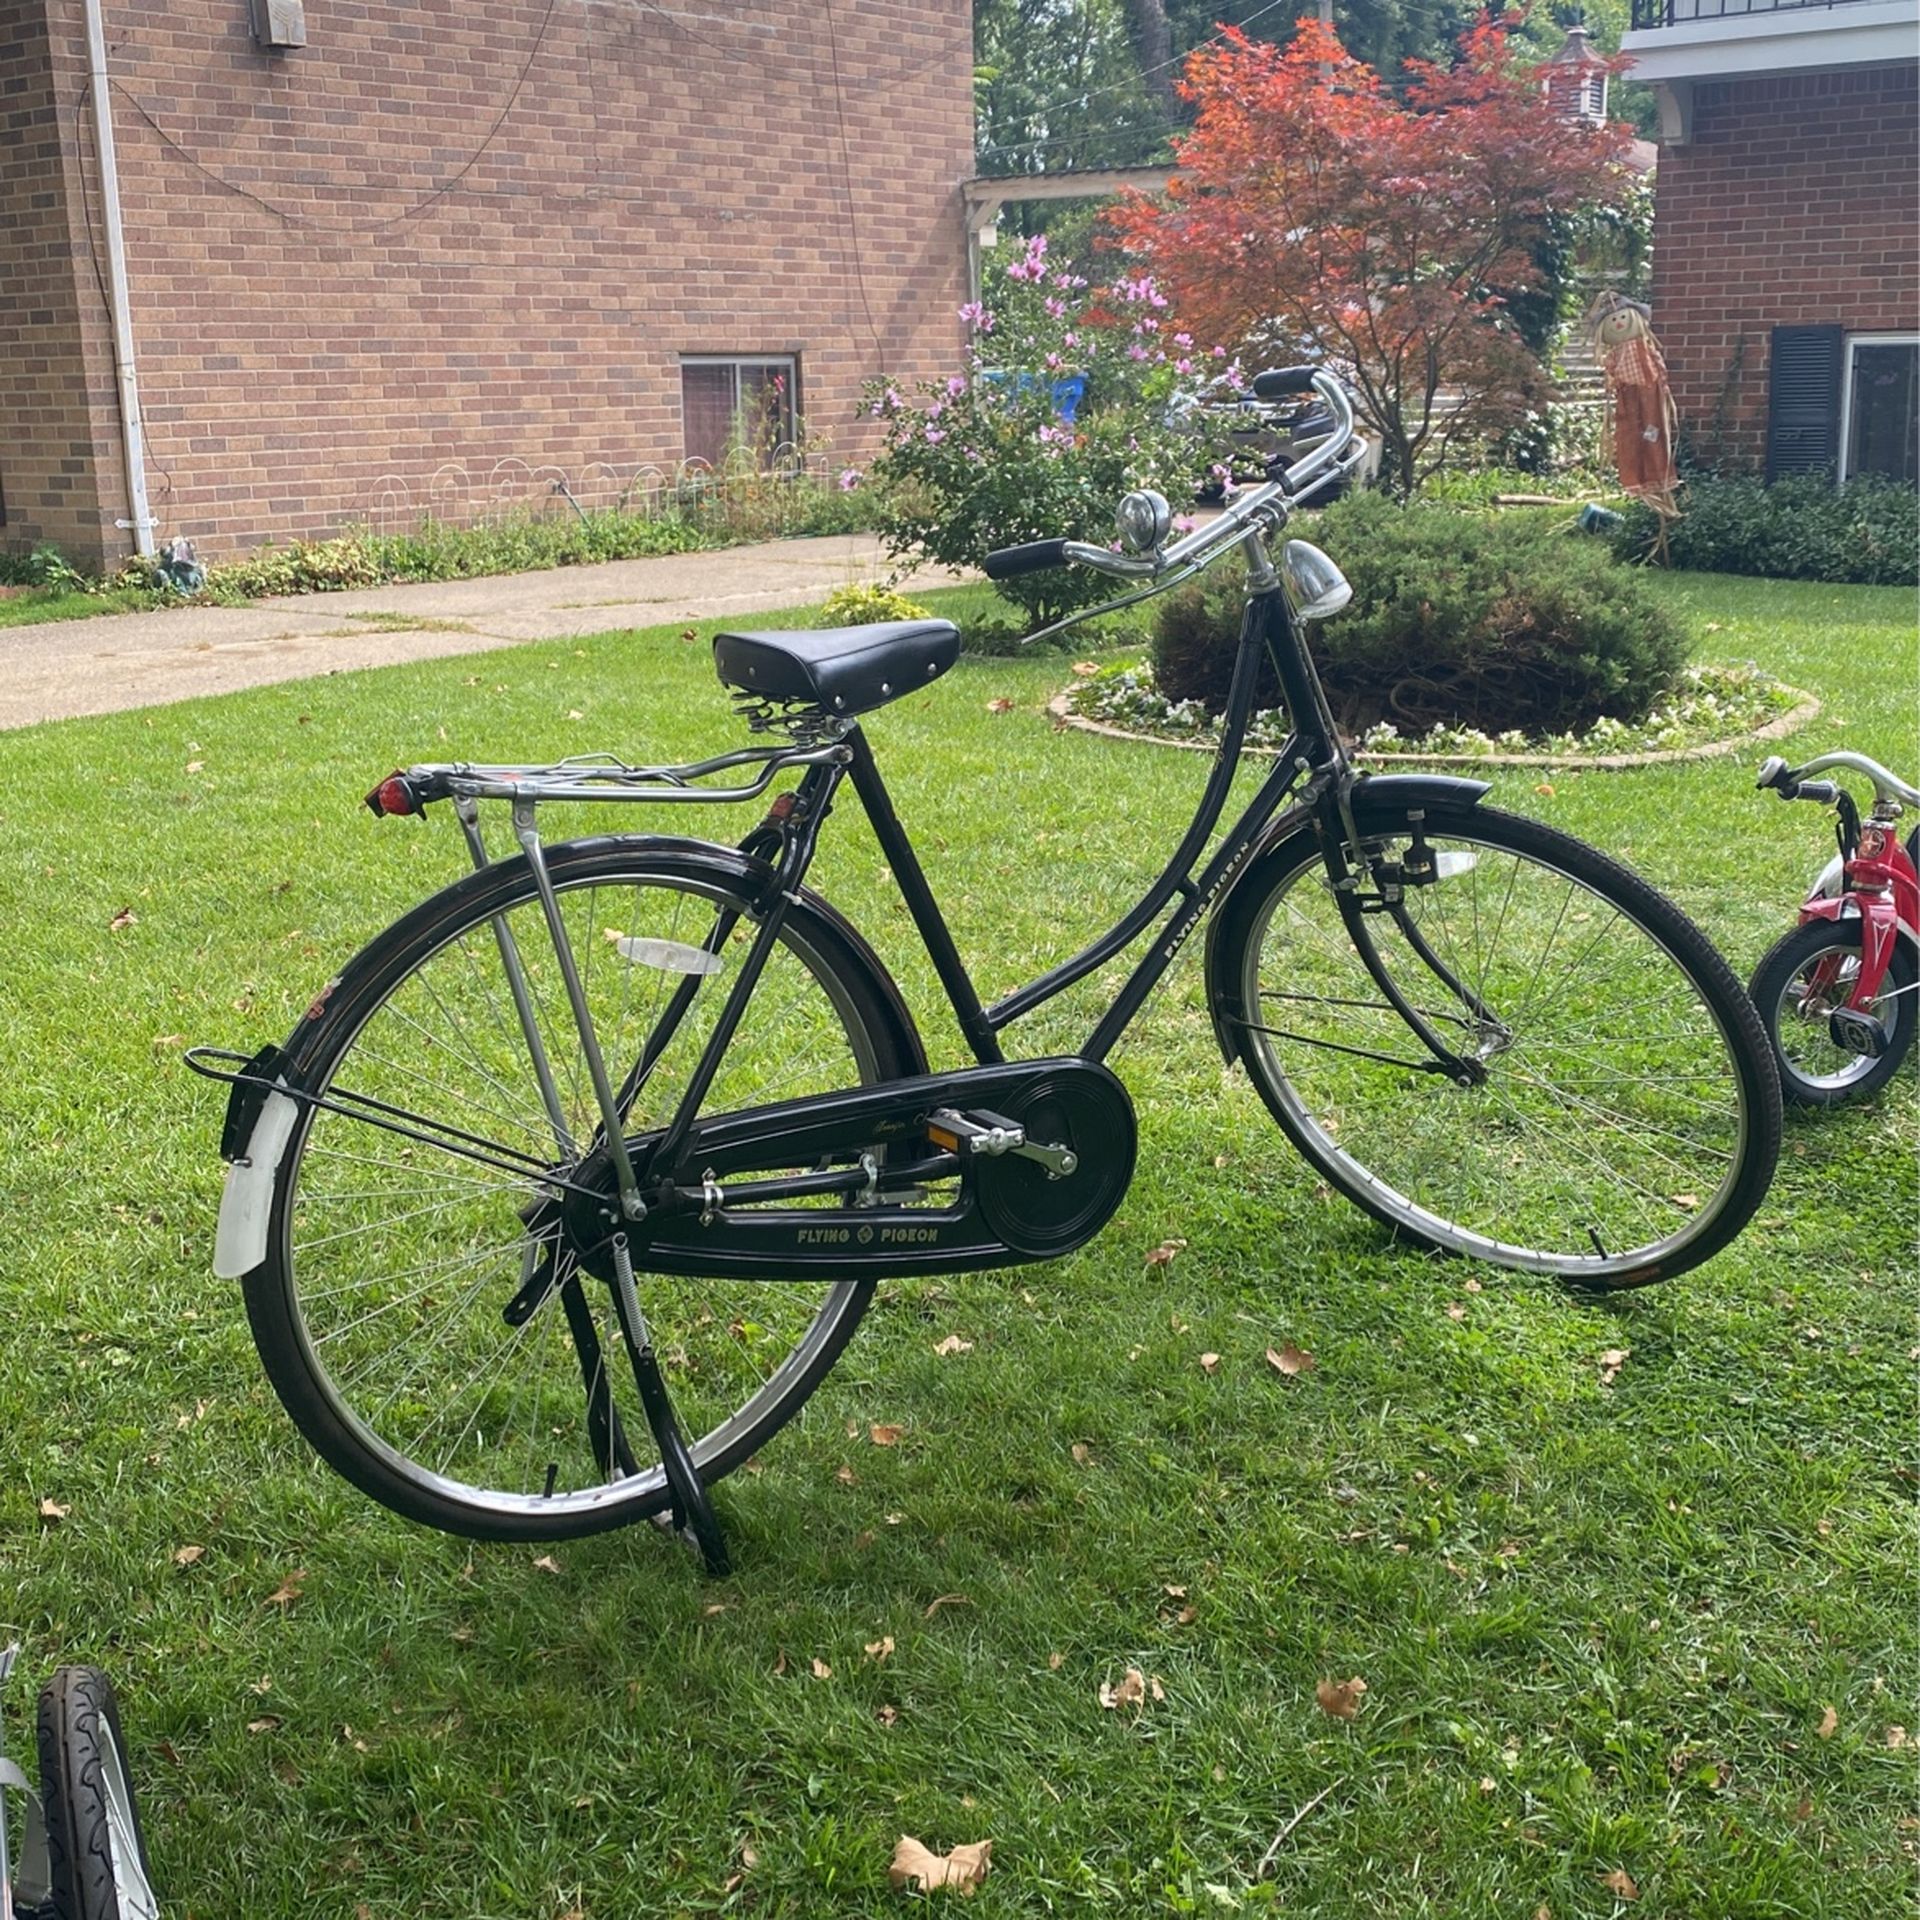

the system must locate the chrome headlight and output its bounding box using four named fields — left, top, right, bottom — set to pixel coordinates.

left=1114, top=488, right=1172, bottom=555
left=1280, top=539, right=1351, bottom=621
